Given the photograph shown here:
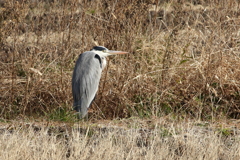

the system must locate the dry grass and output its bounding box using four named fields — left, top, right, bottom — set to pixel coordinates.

left=1, top=1, right=240, bottom=159
left=0, top=0, right=240, bottom=120
left=0, top=119, right=240, bottom=160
